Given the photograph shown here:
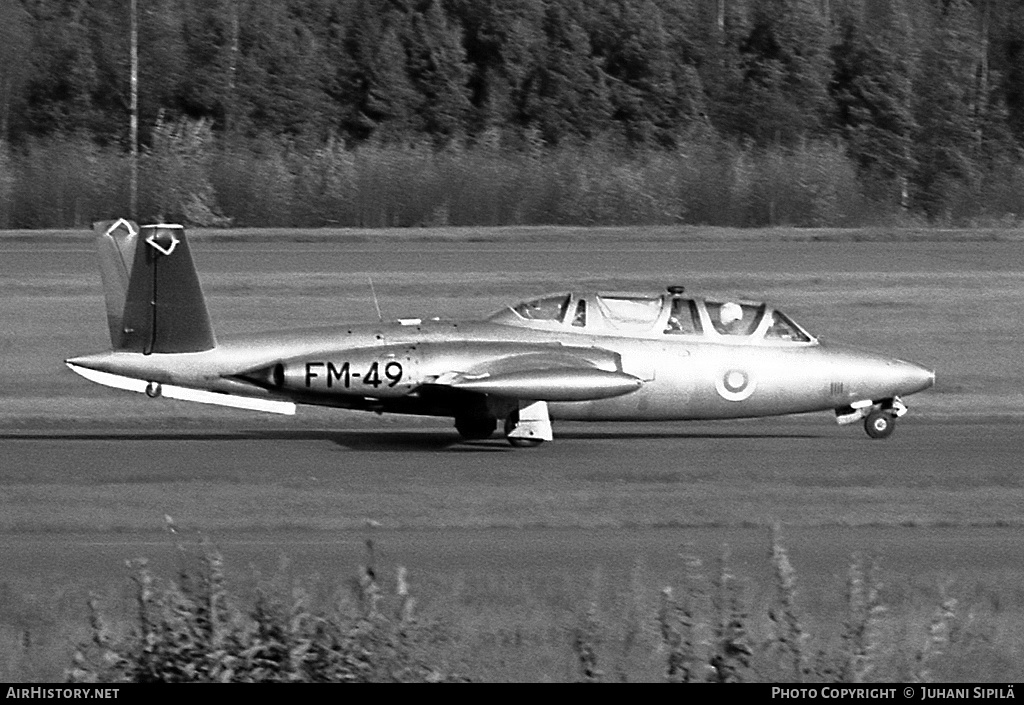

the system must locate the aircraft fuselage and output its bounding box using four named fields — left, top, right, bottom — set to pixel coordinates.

left=69, top=317, right=934, bottom=422
left=67, top=220, right=936, bottom=444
